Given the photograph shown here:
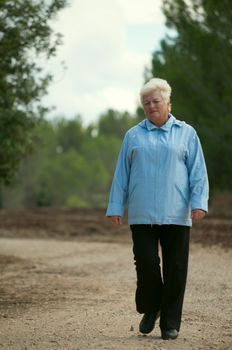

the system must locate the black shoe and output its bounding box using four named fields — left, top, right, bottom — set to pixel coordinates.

left=139, top=311, right=160, bottom=334
left=161, top=328, right=178, bottom=340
